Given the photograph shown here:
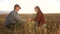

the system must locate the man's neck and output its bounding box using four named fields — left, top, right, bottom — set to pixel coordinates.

left=14, top=10, right=18, bottom=12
